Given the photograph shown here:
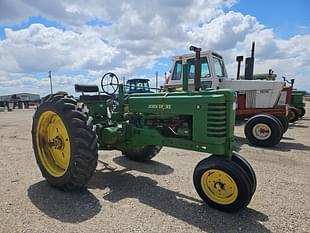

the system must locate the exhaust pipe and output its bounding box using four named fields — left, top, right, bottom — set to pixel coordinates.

left=189, top=45, right=202, bottom=91
left=236, top=56, right=244, bottom=80
left=244, top=42, right=255, bottom=80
